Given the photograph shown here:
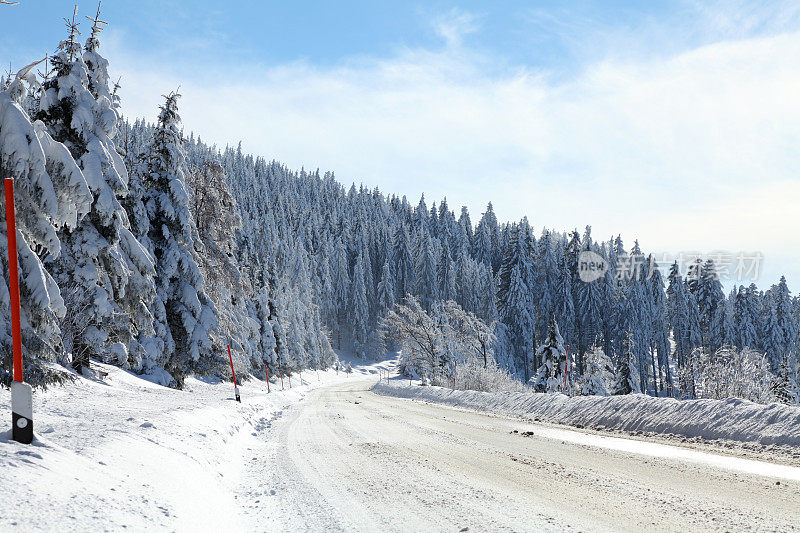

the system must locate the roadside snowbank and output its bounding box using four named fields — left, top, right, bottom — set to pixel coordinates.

left=373, top=382, right=800, bottom=447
